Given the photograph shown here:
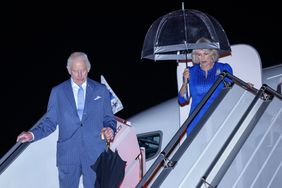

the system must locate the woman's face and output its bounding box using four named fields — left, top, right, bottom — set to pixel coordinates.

left=194, top=49, right=213, bottom=66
